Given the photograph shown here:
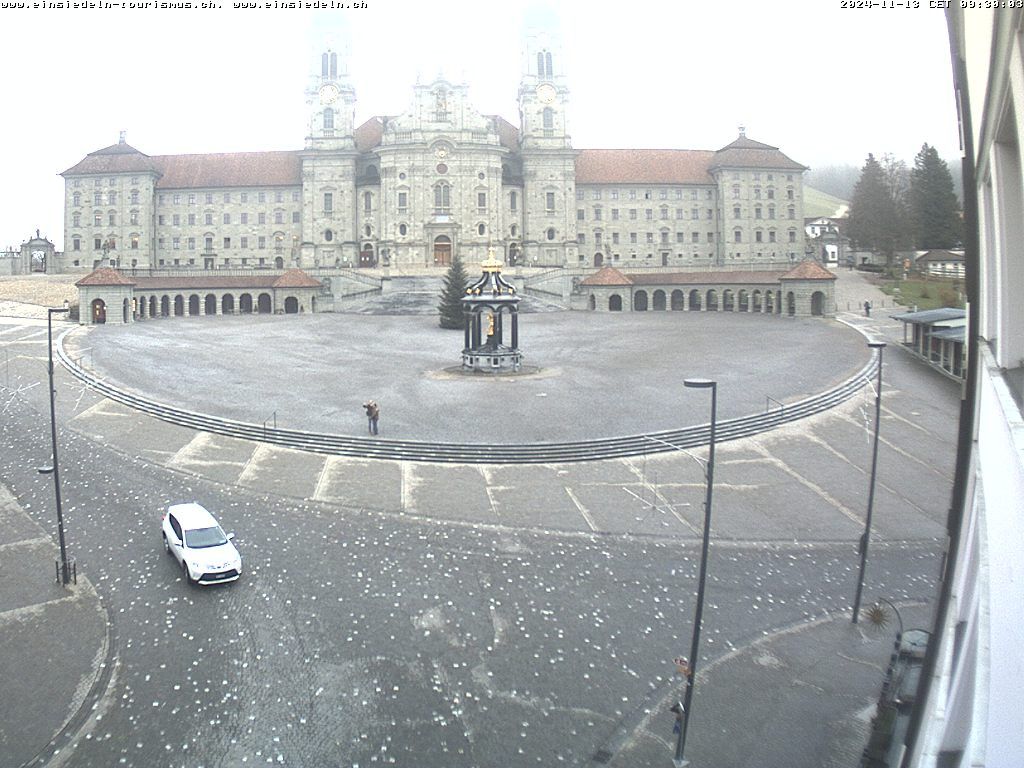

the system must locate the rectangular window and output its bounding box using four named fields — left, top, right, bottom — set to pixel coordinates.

left=205, top=236, right=213, bottom=250
left=223, top=213, right=231, bottom=225
left=240, top=236, right=248, bottom=249
left=188, top=237, right=195, bottom=249
left=645, top=209, right=653, bottom=220
left=223, top=237, right=231, bottom=249
left=292, top=191, right=300, bottom=202
left=676, top=208, right=684, bottom=219
left=131, top=190, right=139, bottom=205
left=592, top=190, right=601, bottom=200
left=157, top=215, right=165, bottom=225
left=109, top=191, right=117, bottom=205
left=240, top=192, right=248, bottom=203
left=205, top=213, right=213, bottom=225
left=676, top=232, right=685, bottom=243
left=275, top=191, right=284, bottom=203
left=707, top=232, right=715, bottom=243
left=173, top=193, right=180, bottom=205
left=172, top=214, right=180, bottom=226
left=594, top=208, right=602, bottom=221
left=94, top=237, right=102, bottom=250
left=188, top=213, right=196, bottom=225
left=240, top=213, right=248, bottom=225
left=275, top=211, right=284, bottom=224
left=612, top=232, right=620, bottom=244
left=659, top=189, right=668, bottom=200
left=676, top=189, right=684, bottom=199
left=131, top=237, right=139, bottom=250
left=629, top=209, right=638, bottom=220
left=205, top=193, right=213, bottom=204
left=292, top=211, right=300, bottom=223
left=258, top=192, right=266, bottom=203
left=769, top=231, right=776, bottom=243
left=611, top=208, right=619, bottom=220
left=755, top=231, right=763, bottom=243
left=324, top=192, right=333, bottom=213
left=577, top=233, right=585, bottom=244
left=577, top=209, right=585, bottom=221
left=398, top=191, right=408, bottom=210
left=223, top=193, right=231, bottom=203
left=692, top=208, right=699, bottom=220
left=546, top=192, right=555, bottom=211
left=576, top=190, right=584, bottom=201
left=158, top=193, right=165, bottom=204
left=258, top=212, right=266, bottom=225
left=611, top=189, right=619, bottom=200
left=509, top=191, right=517, bottom=212
left=646, top=233, right=654, bottom=244
left=172, top=237, right=180, bottom=250
left=707, top=209, right=713, bottom=220
left=188, top=193, right=196, bottom=205
left=660, top=232, right=669, bottom=244
left=629, top=189, right=637, bottom=200
left=478, top=192, right=487, bottom=210
left=630, top=232, right=637, bottom=244
left=258, top=236, right=266, bottom=249
left=660, top=208, right=668, bottom=220
left=789, top=230, right=797, bottom=243
left=692, top=232, right=700, bottom=243
left=130, top=212, right=139, bottom=225
left=94, top=192, right=103, bottom=205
